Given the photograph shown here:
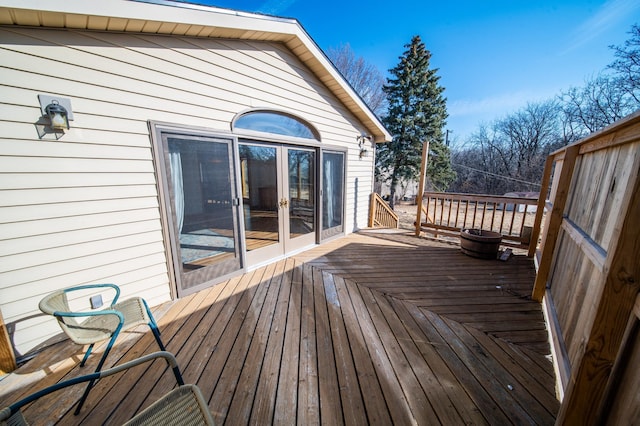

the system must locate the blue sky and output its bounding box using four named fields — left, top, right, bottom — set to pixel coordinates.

left=185, top=0, right=639, bottom=145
